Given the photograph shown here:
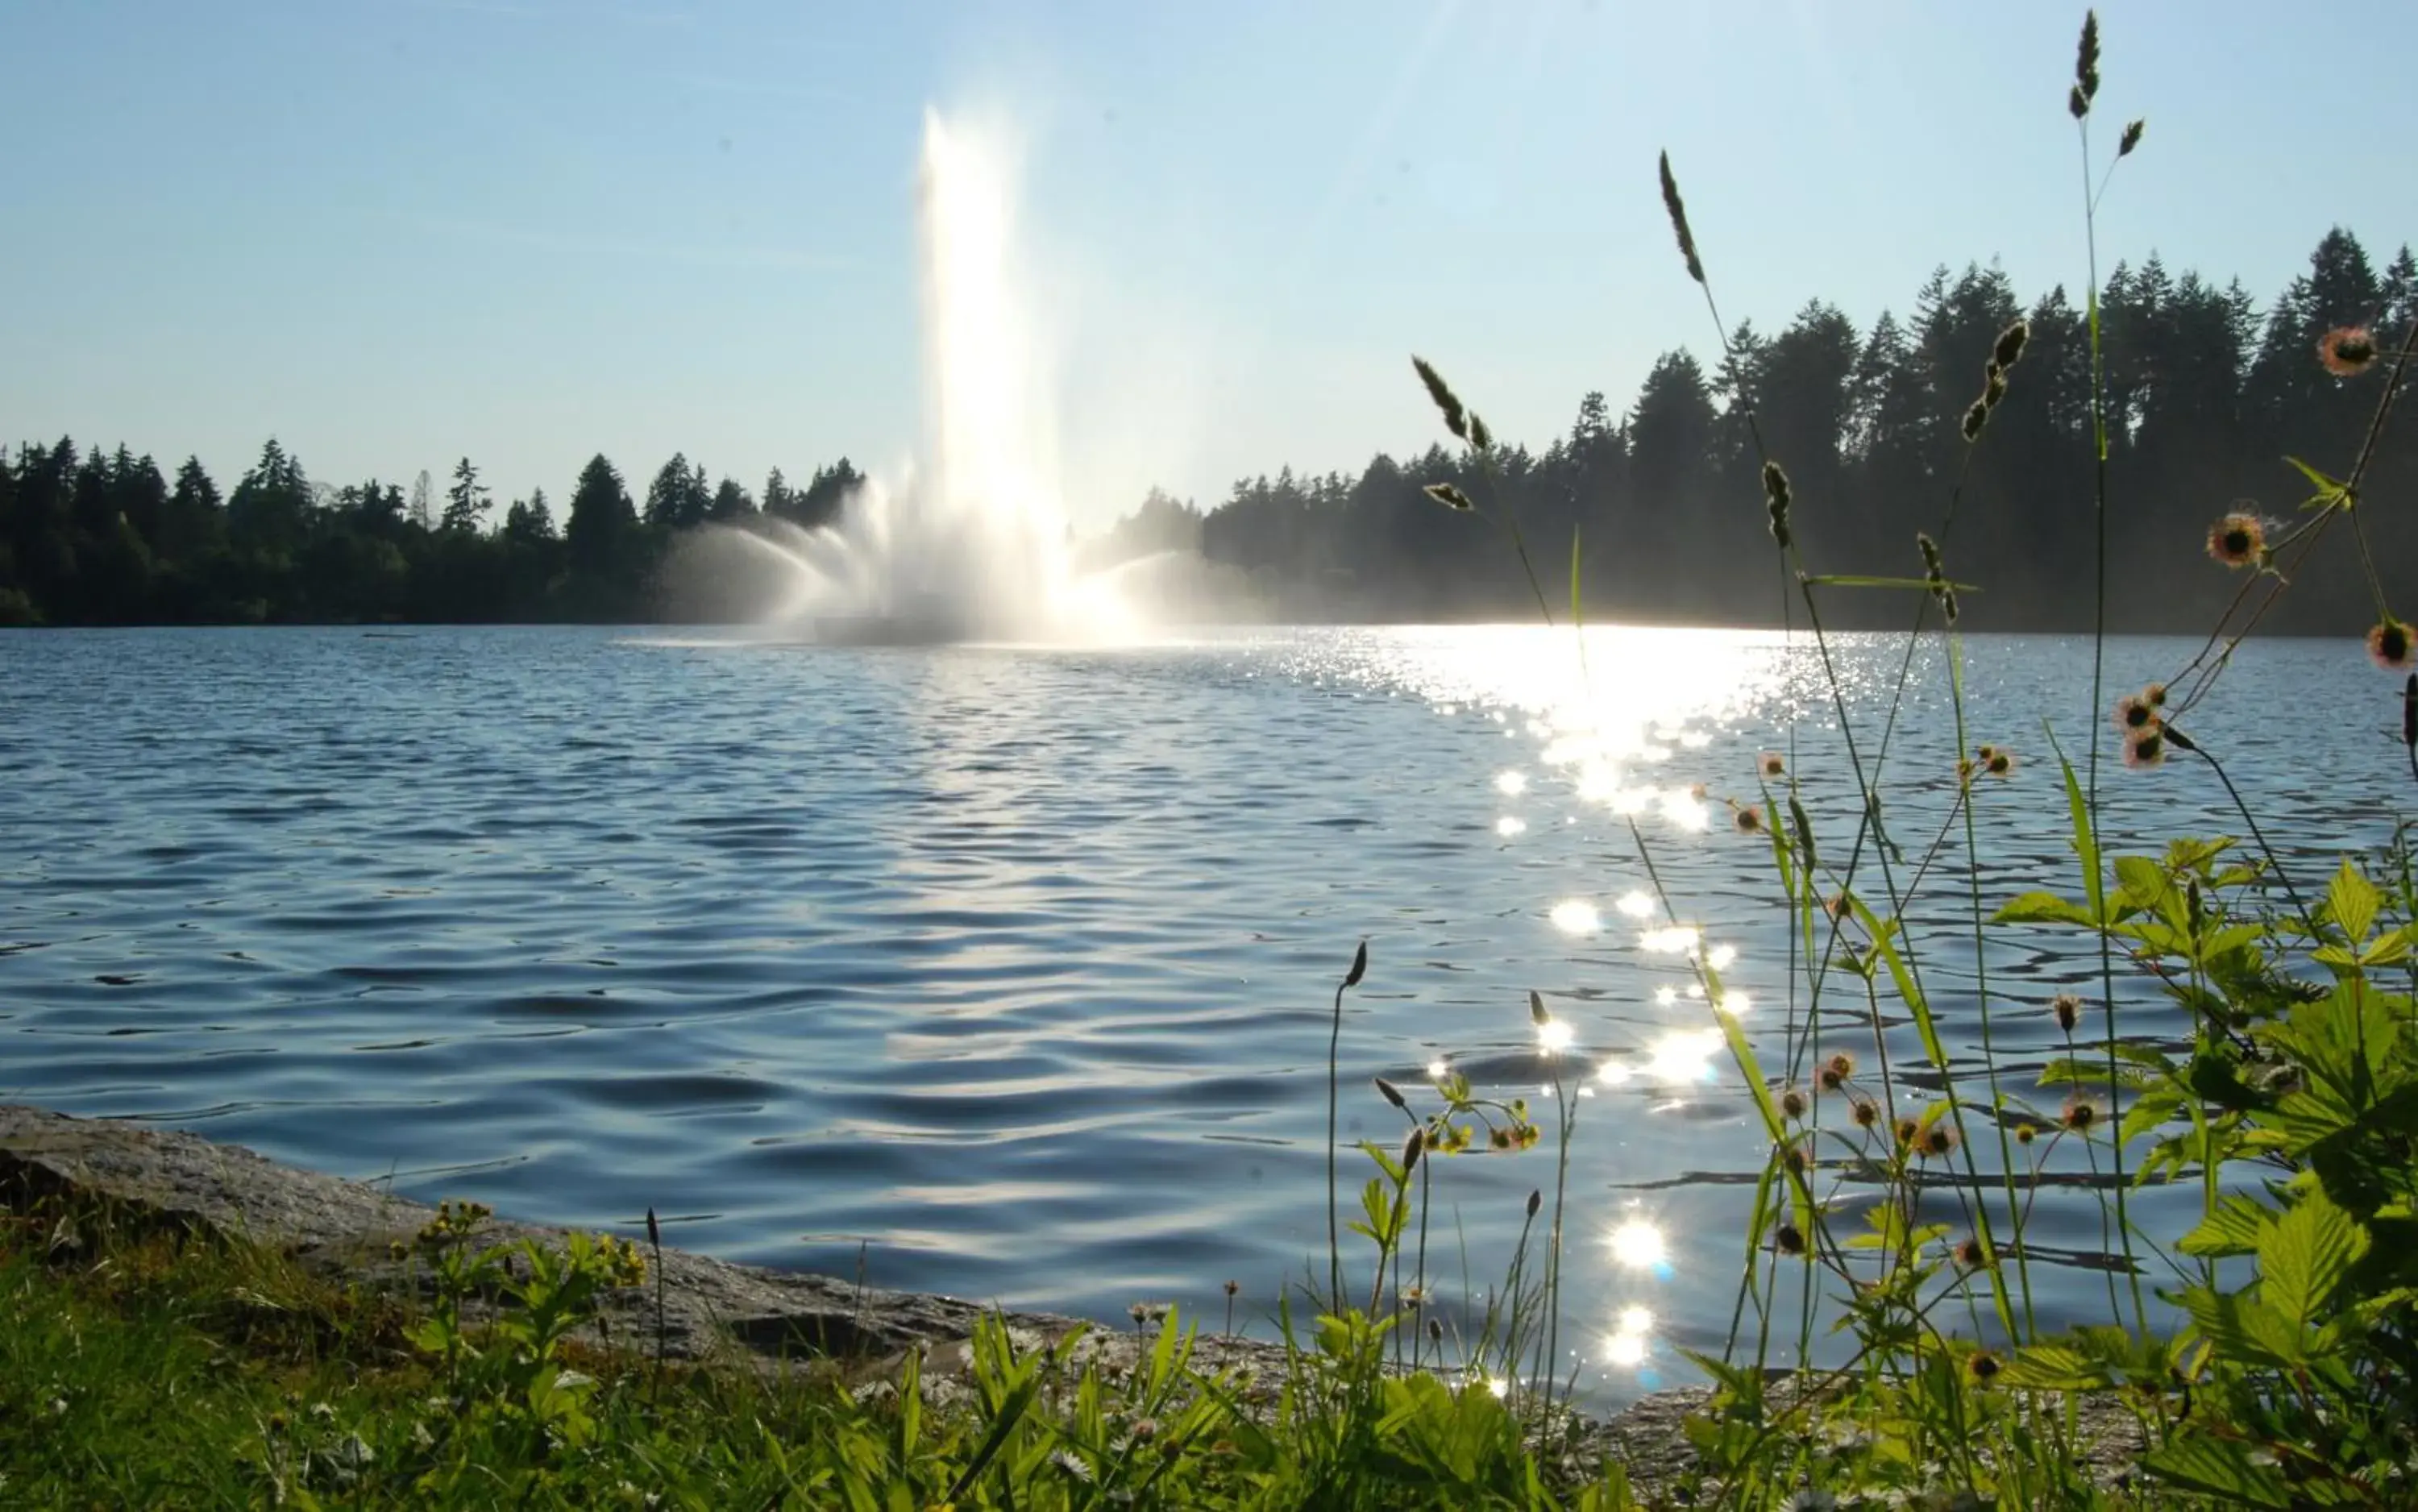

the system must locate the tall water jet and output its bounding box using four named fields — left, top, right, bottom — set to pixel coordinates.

left=724, top=109, right=1128, bottom=644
